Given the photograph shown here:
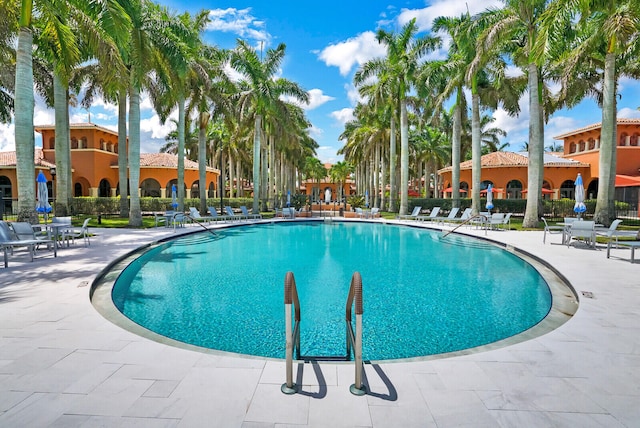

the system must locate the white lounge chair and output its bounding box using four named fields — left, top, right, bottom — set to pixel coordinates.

left=397, top=206, right=421, bottom=220
left=188, top=207, right=214, bottom=224
left=416, top=207, right=442, bottom=222
left=69, top=217, right=92, bottom=246
left=567, top=220, right=596, bottom=248
left=225, top=206, right=246, bottom=221
left=0, top=221, right=56, bottom=267
left=208, top=207, right=233, bottom=222
left=448, top=208, right=473, bottom=224
left=369, top=207, right=380, bottom=218
left=432, top=207, right=459, bottom=224
left=355, top=207, right=365, bottom=218
left=595, top=219, right=624, bottom=248
left=240, top=205, right=262, bottom=220
left=541, top=217, right=565, bottom=244
left=488, top=213, right=505, bottom=230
